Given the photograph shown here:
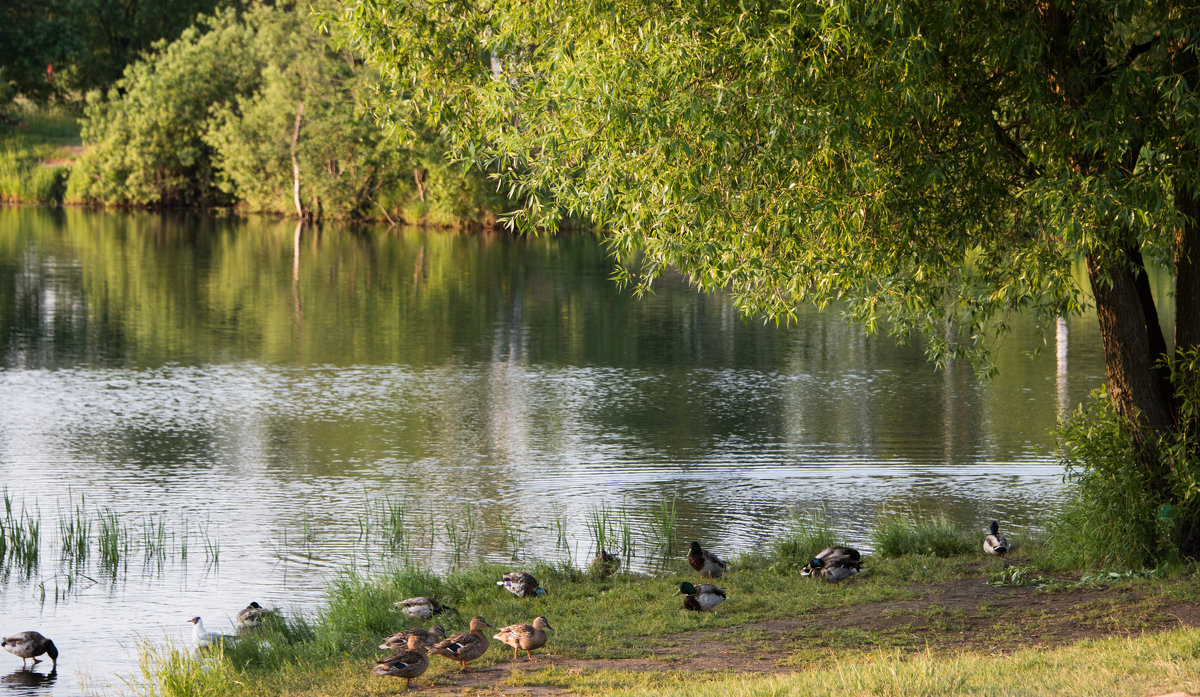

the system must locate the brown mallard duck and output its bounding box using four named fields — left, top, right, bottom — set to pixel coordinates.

left=493, top=616, right=553, bottom=661
left=687, top=541, right=727, bottom=578
left=428, top=616, right=493, bottom=671
left=373, top=633, right=429, bottom=688
left=675, top=581, right=726, bottom=611
left=379, top=625, right=445, bottom=651
left=393, top=596, right=446, bottom=620
left=497, top=571, right=545, bottom=597
left=983, top=520, right=1010, bottom=556
left=2, top=631, right=58, bottom=668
